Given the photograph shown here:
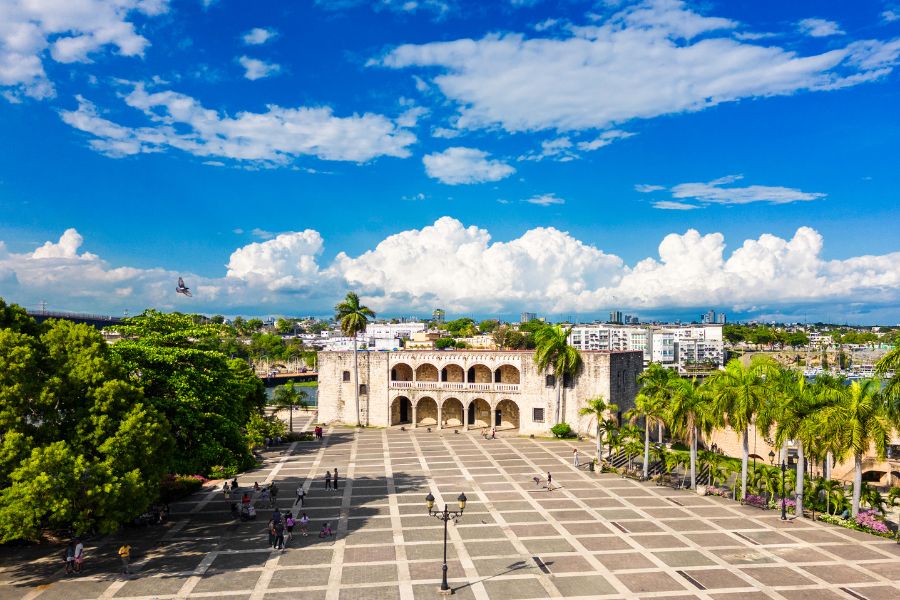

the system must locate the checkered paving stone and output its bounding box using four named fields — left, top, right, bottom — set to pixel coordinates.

left=4, top=419, right=900, bottom=600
